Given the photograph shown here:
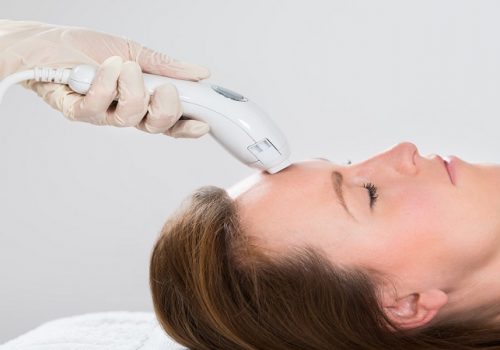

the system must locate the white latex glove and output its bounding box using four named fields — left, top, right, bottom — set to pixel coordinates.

left=0, top=19, right=211, bottom=138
